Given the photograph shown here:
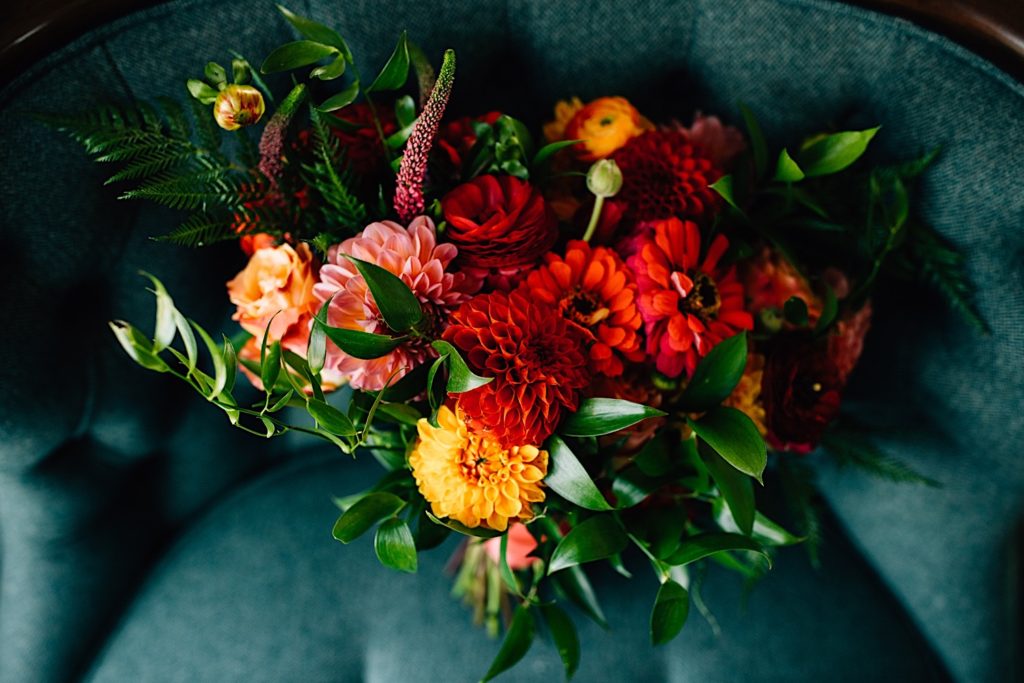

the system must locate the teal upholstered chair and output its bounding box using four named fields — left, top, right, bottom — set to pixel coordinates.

left=1, top=1, right=1021, bottom=681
